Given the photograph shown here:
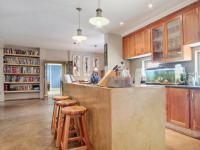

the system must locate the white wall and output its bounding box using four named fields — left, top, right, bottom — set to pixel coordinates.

left=104, top=33, right=129, bottom=71
left=40, top=49, right=104, bottom=99
left=0, top=49, right=4, bottom=101
left=40, top=49, right=69, bottom=62
left=69, top=51, right=104, bottom=81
